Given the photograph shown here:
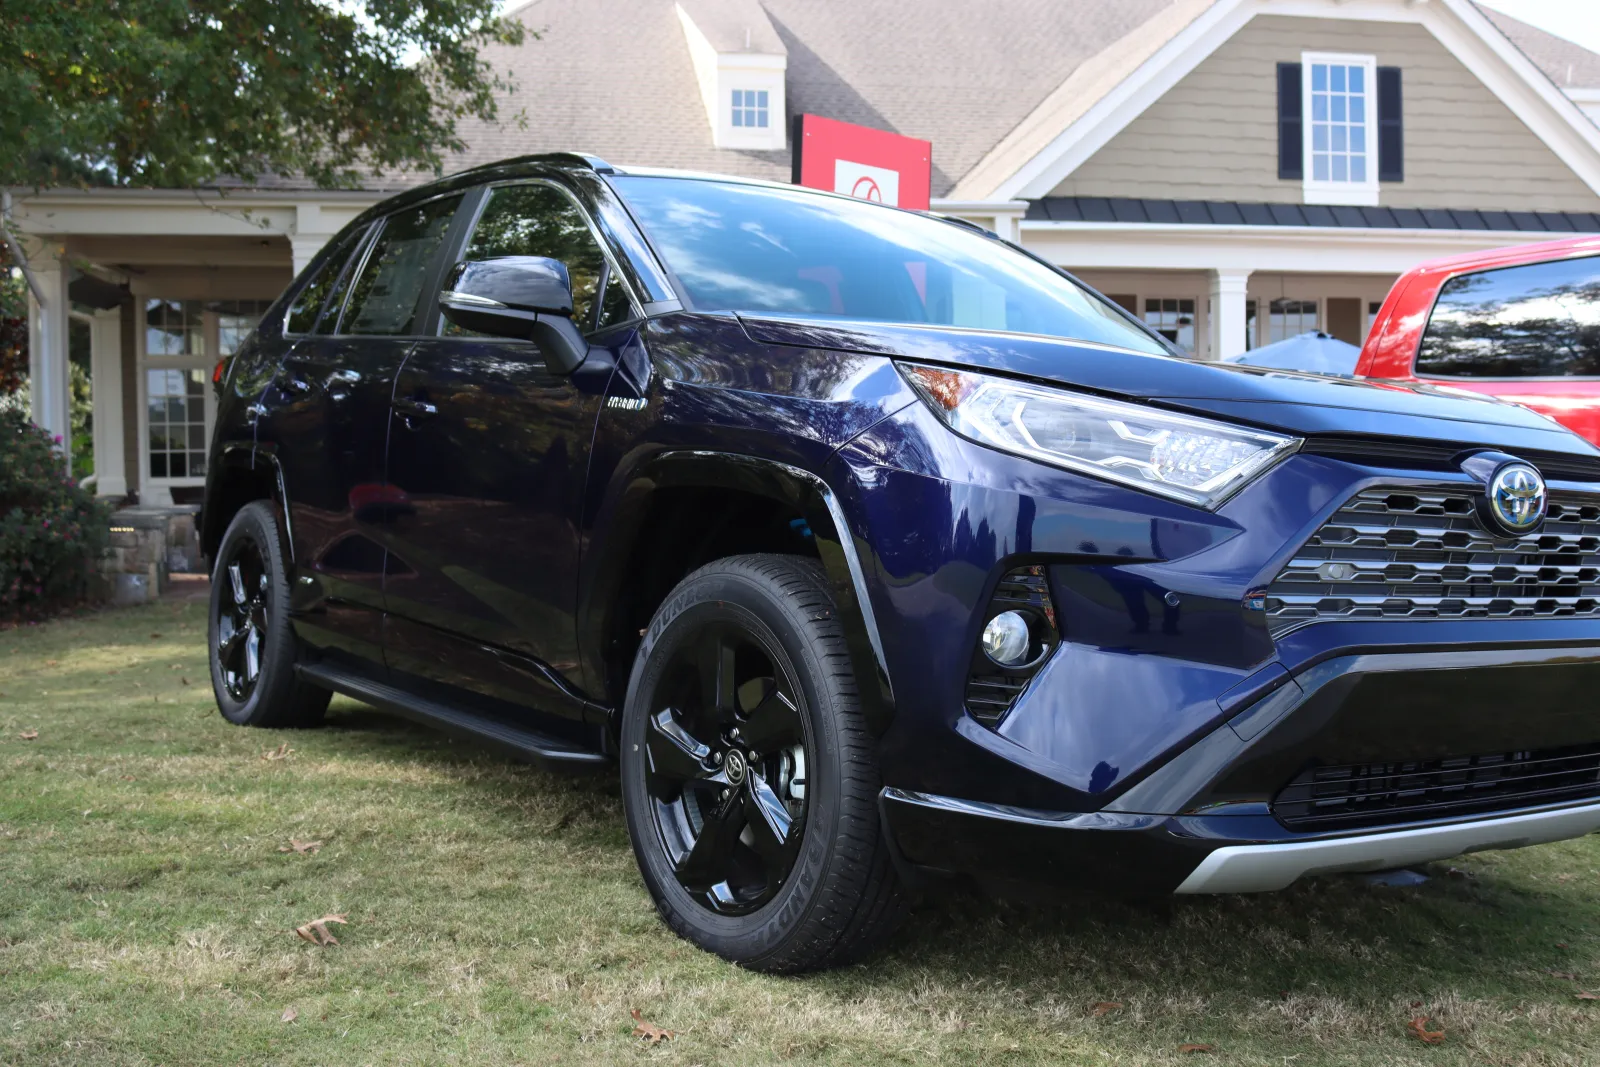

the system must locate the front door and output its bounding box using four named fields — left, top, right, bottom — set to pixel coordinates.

left=382, top=179, right=637, bottom=727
